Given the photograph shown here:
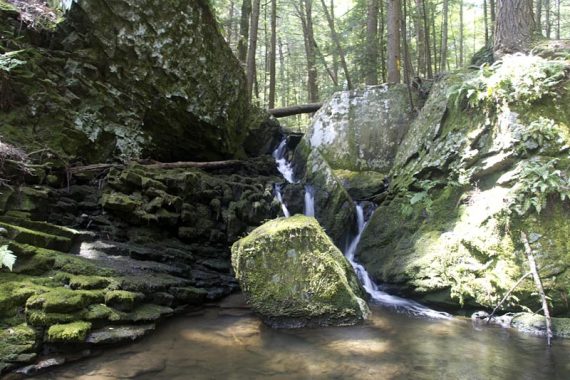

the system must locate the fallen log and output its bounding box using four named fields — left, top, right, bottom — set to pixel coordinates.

left=269, top=103, right=323, bottom=118
left=67, top=159, right=244, bottom=174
